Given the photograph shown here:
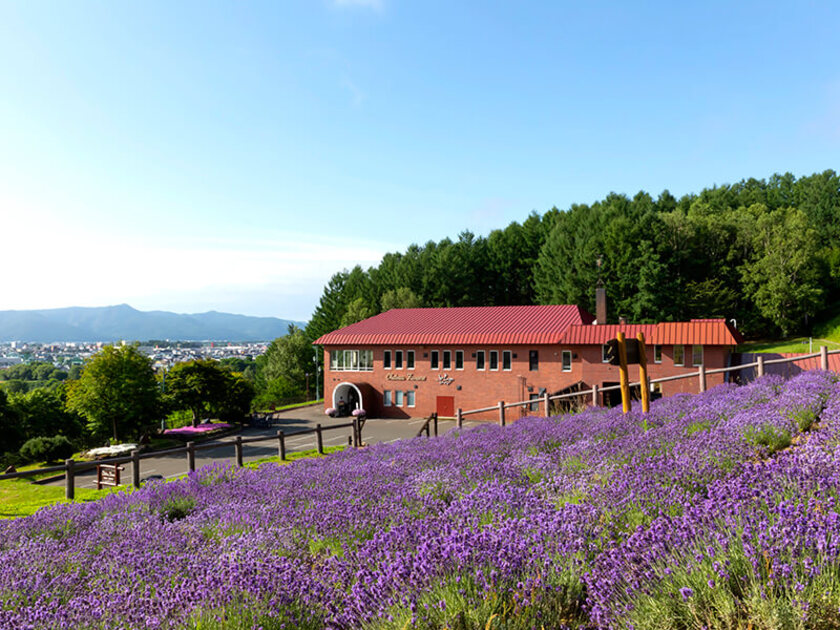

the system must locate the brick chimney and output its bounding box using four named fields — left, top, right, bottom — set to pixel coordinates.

left=595, top=287, right=607, bottom=325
